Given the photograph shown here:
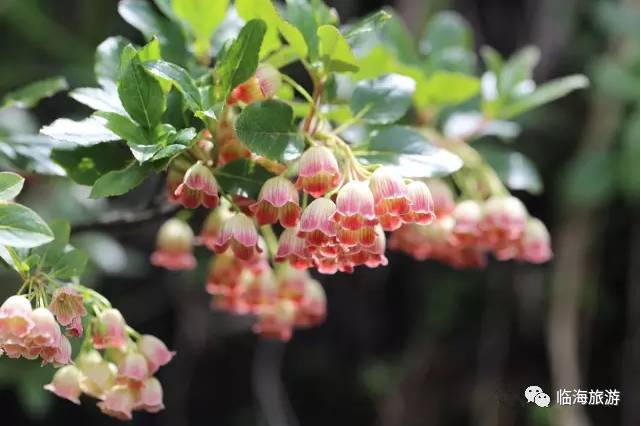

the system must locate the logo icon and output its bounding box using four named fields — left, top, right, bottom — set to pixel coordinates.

left=525, top=385, right=550, bottom=407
